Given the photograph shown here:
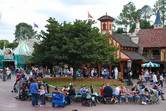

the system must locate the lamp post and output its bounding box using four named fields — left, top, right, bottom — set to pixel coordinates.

left=127, top=60, right=132, bottom=70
